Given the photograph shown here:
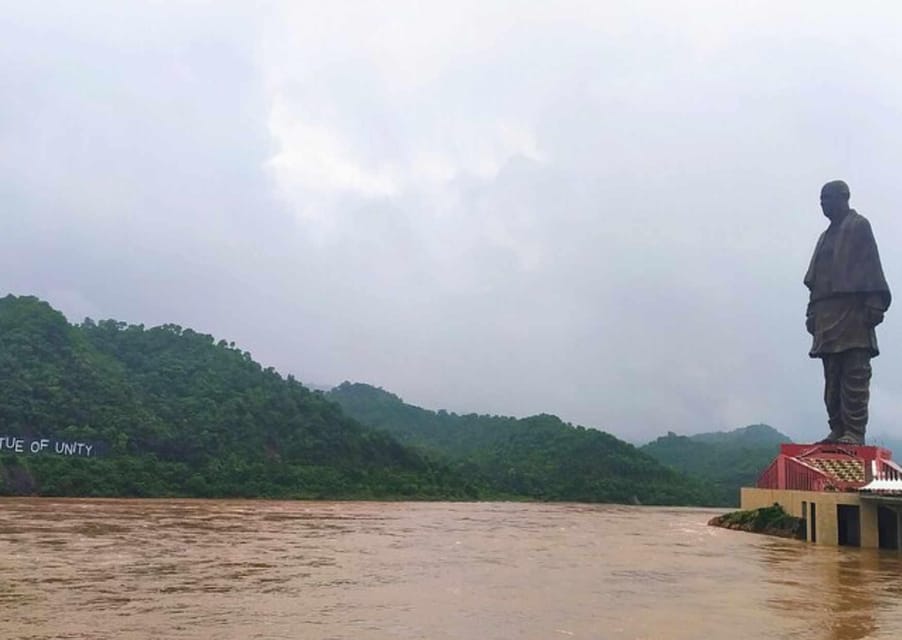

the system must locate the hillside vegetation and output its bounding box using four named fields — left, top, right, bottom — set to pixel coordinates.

left=640, top=424, right=790, bottom=506
left=0, top=295, right=473, bottom=499
left=327, top=382, right=717, bottom=506
left=2, top=294, right=754, bottom=506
